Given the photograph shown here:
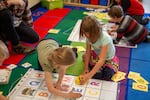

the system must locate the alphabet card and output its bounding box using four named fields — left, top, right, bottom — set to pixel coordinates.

left=8, top=68, right=119, bottom=100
